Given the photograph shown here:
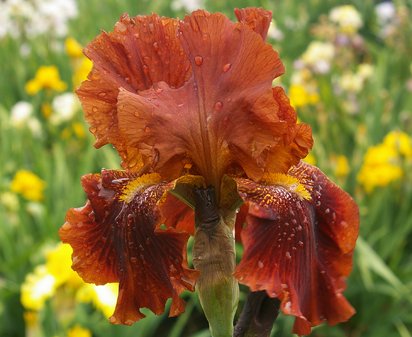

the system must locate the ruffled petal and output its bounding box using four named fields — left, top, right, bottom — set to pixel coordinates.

left=59, top=170, right=198, bottom=324
left=78, top=9, right=312, bottom=184
left=234, top=7, right=272, bottom=40
left=234, top=161, right=359, bottom=335
left=77, top=13, right=191, bottom=169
